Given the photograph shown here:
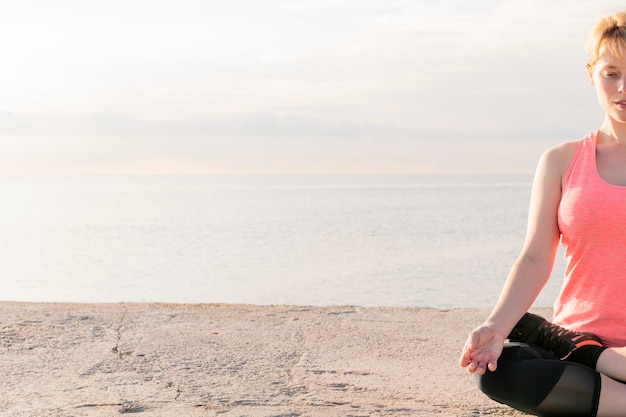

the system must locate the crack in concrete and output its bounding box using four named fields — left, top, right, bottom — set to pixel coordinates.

left=111, top=308, right=143, bottom=375
left=111, top=308, right=185, bottom=403
left=112, top=308, right=128, bottom=359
